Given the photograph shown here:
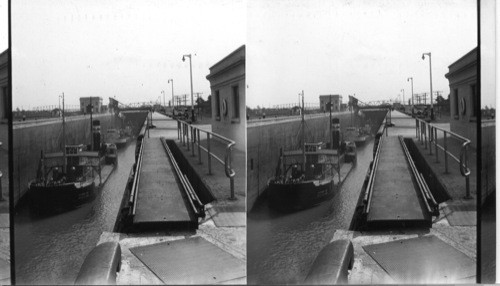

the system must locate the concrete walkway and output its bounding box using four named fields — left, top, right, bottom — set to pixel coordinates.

left=343, top=111, right=476, bottom=284
left=103, top=112, right=245, bottom=284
